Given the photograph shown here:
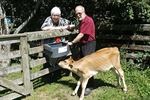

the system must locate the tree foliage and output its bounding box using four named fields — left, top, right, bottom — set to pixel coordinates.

left=1, top=0, right=150, bottom=32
